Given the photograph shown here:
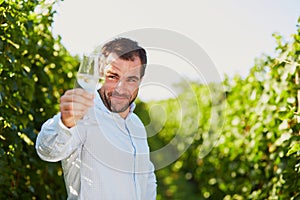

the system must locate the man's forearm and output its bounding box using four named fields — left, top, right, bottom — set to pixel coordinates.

left=35, top=113, right=80, bottom=162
